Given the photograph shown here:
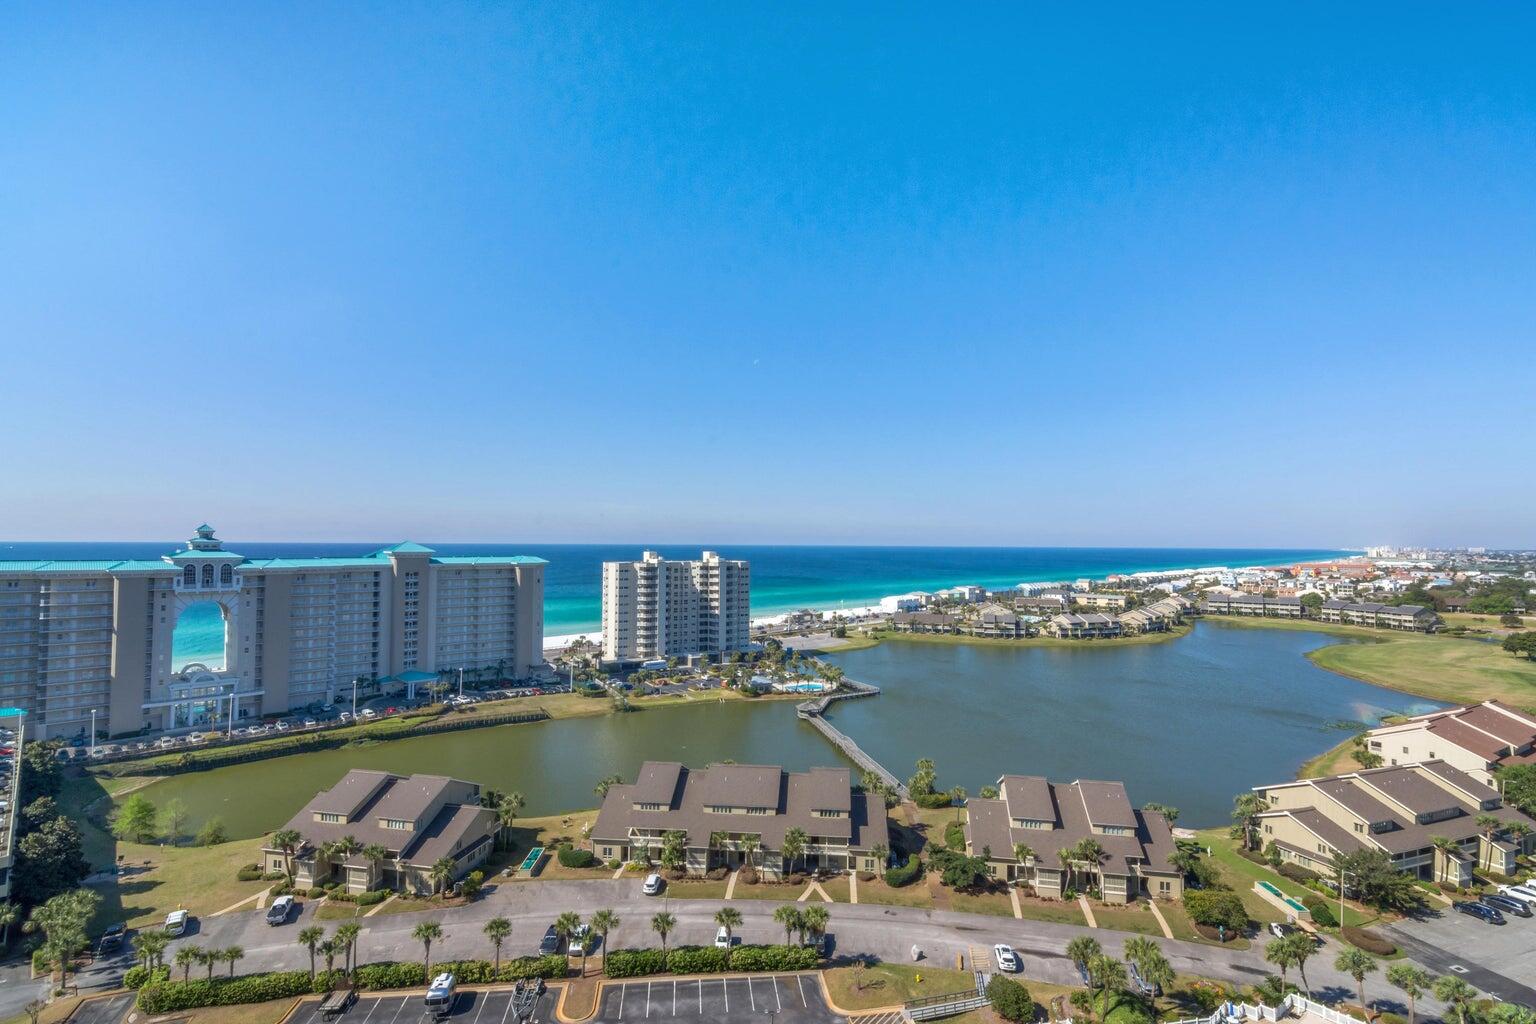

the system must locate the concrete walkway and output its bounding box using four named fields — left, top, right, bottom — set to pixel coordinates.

left=211, top=887, right=270, bottom=917
left=1009, top=887, right=1023, bottom=919
left=1146, top=899, right=1174, bottom=939
left=798, top=881, right=833, bottom=903
left=849, top=871, right=859, bottom=905
left=1077, top=895, right=1098, bottom=928
left=364, top=894, right=398, bottom=917
left=725, top=870, right=739, bottom=900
